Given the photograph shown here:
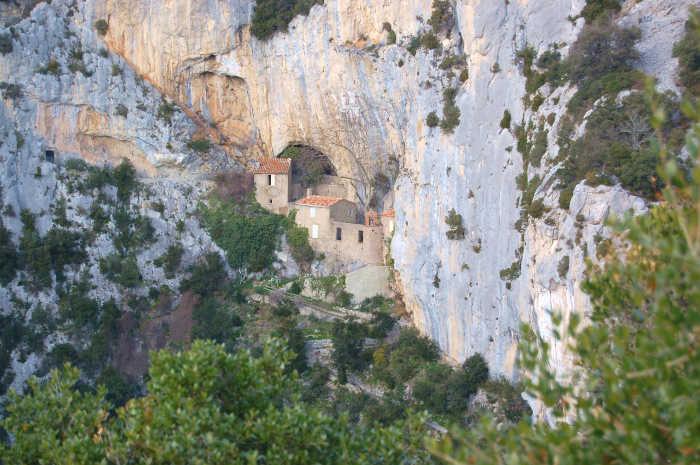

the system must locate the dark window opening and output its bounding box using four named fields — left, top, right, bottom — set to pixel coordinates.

left=336, top=227, right=342, bottom=241
left=358, top=230, right=364, bottom=243
left=45, top=150, right=55, bottom=163
left=269, top=199, right=273, bottom=203
left=267, top=174, right=273, bottom=185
